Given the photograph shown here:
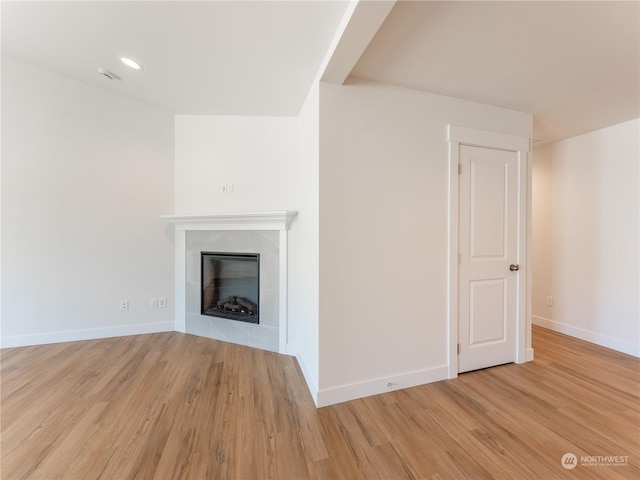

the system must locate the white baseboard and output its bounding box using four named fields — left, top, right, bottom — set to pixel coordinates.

left=533, top=315, right=639, bottom=358
left=287, top=341, right=319, bottom=406
left=316, top=365, right=449, bottom=408
left=526, top=347, right=535, bottom=362
left=0, top=321, right=175, bottom=349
